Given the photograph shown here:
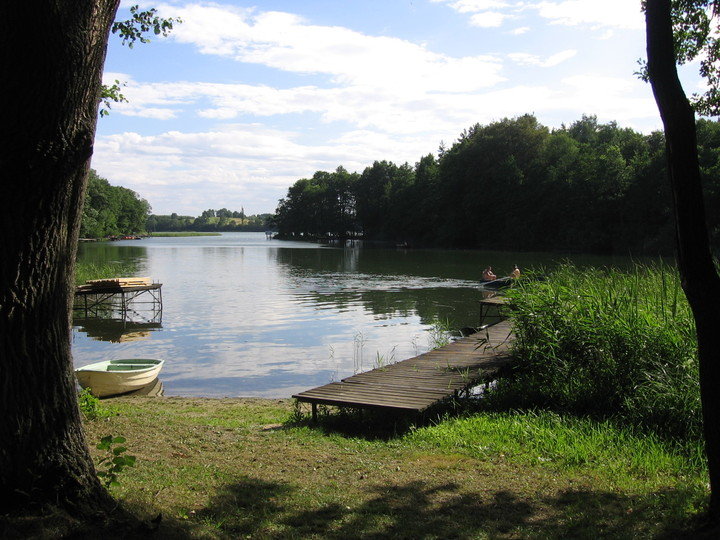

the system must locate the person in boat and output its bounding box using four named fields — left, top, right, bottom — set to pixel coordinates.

left=511, top=265, right=521, bottom=279
left=482, top=267, right=497, bottom=281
